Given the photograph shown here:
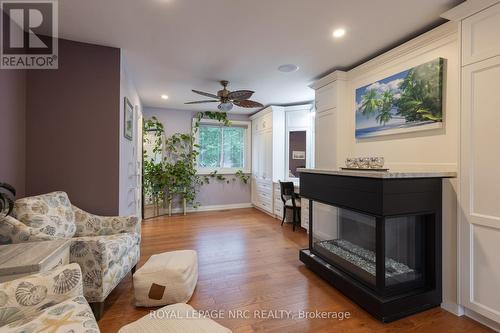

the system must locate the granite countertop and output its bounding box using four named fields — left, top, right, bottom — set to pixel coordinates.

left=297, top=168, right=457, bottom=179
